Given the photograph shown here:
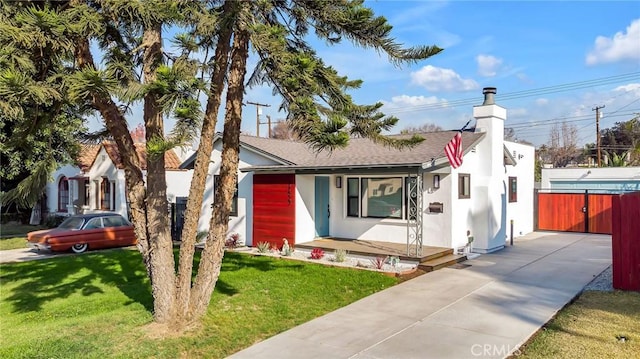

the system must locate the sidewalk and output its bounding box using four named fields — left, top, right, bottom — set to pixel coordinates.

left=229, top=232, right=612, bottom=359
left=0, top=248, right=63, bottom=263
